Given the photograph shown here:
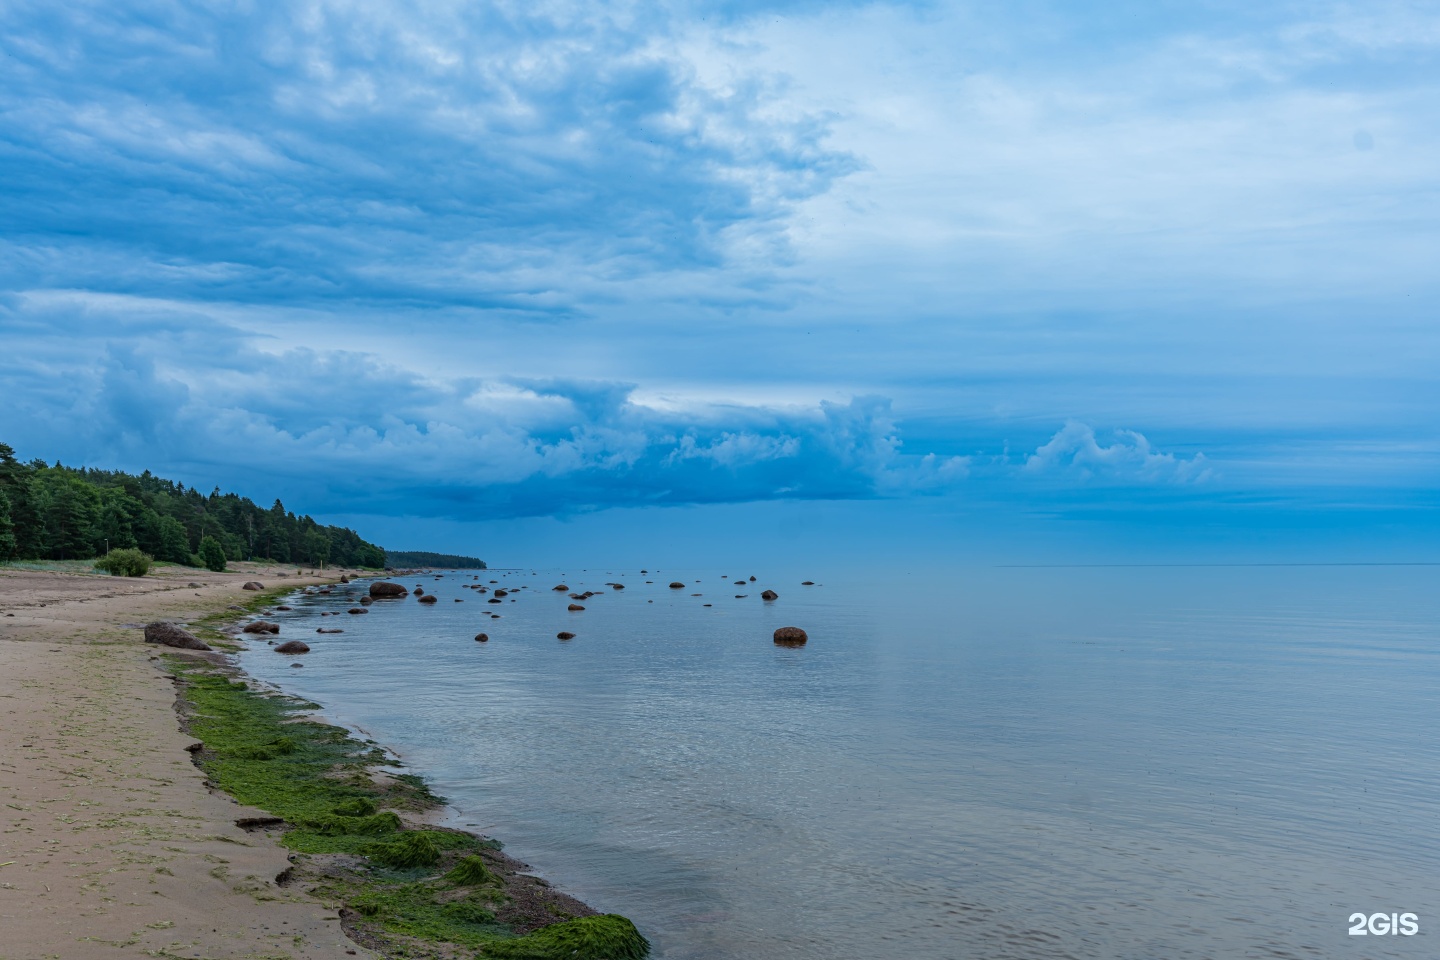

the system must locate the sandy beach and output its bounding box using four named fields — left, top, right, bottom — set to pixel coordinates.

left=0, top=560, right=376, bottom=960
